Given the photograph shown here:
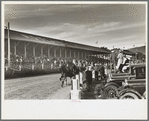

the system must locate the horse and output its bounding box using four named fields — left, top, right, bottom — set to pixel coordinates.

left=59, top=61, right=80, bottom=87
